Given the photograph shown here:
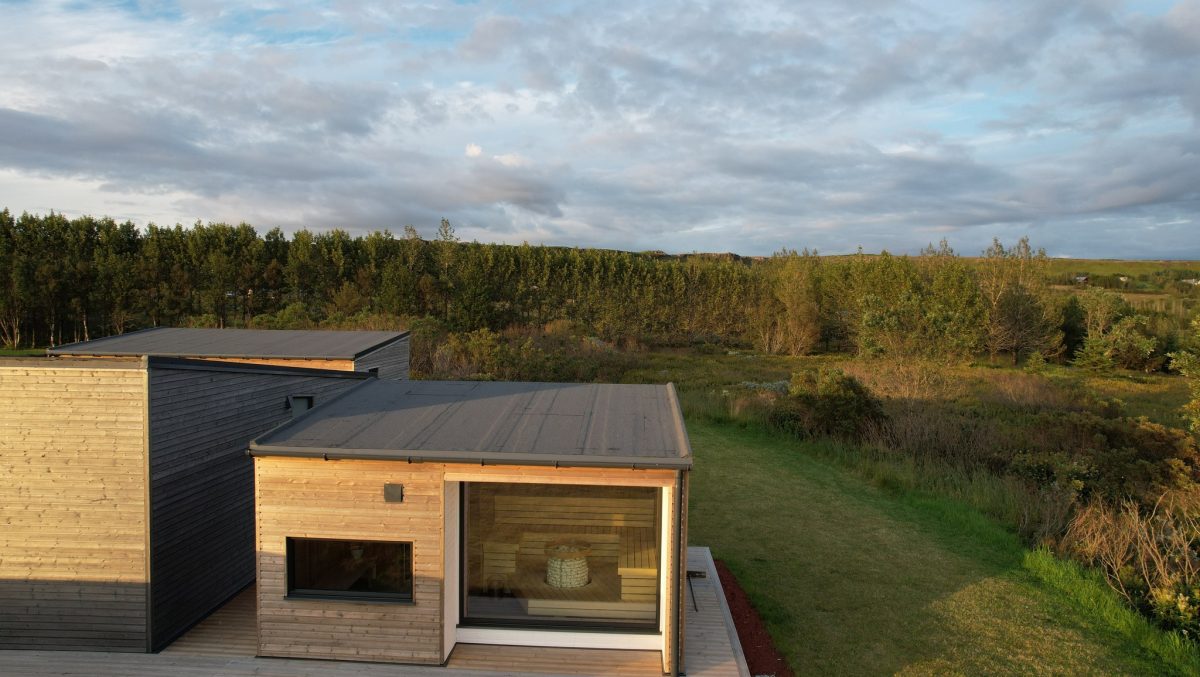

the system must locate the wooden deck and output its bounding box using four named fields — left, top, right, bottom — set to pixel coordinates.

left=446, top=644, right=664, bottom=676
left=0, top=548, right=749, bottom=677
left=160, top=583, right=257, bottom=657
